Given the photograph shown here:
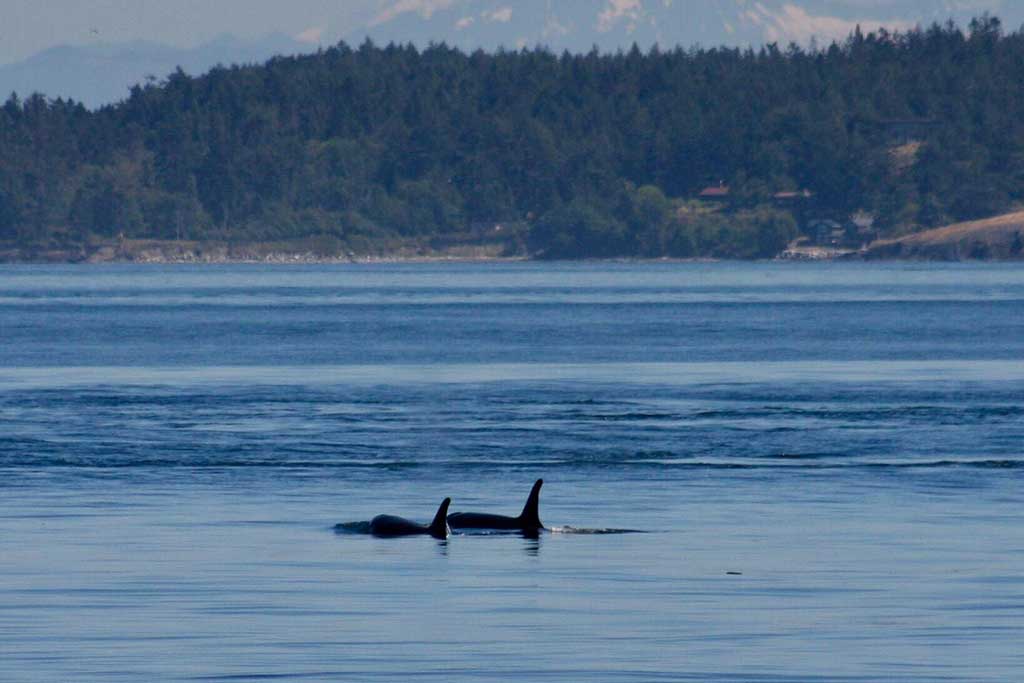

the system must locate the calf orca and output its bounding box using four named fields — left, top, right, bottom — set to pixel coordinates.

left=448, top=479, right=544, bottom=533
left=368, top=497, right=451, bottom=539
